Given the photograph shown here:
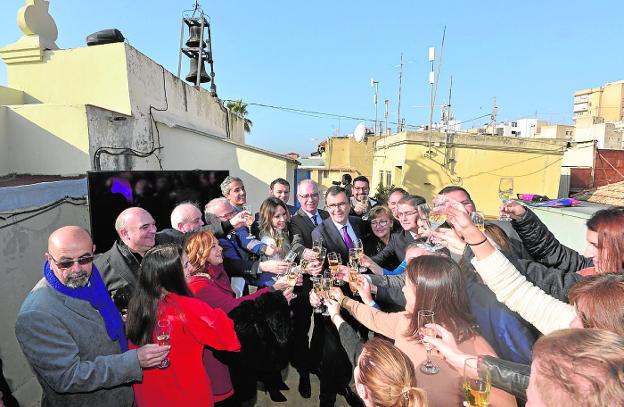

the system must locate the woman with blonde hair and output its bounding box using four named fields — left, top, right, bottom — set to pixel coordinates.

left=355, top=338, right=428, bottom=407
